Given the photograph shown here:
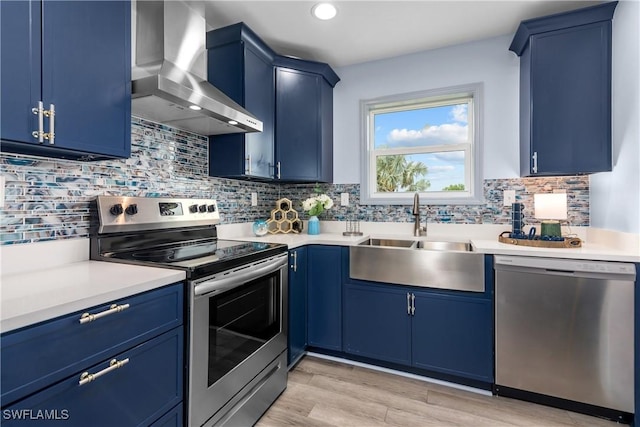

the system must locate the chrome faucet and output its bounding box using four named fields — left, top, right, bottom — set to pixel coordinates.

left=412, top=193, right=427, bottom=237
